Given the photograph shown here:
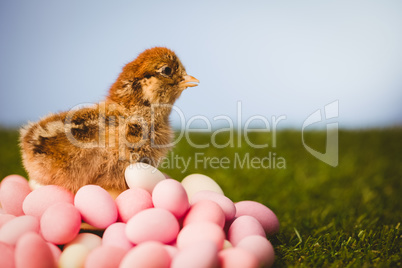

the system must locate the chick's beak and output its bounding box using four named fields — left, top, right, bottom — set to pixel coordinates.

left=180, top=75, right=199, bottom=89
